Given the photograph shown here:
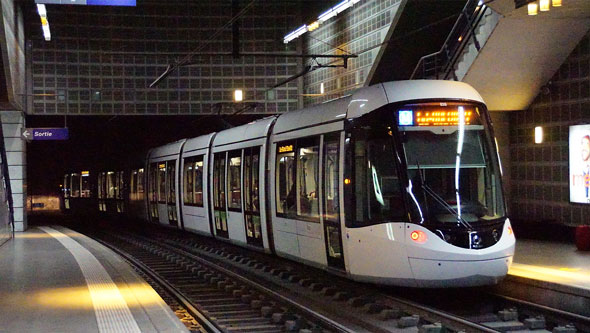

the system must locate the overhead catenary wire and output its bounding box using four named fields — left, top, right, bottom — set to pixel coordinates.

left=149, top=0, right=258, bottom=88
